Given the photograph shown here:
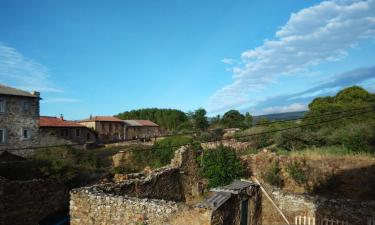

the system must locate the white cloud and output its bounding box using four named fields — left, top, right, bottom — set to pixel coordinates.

left=260, top=103, right=308, bottom=115
left=208, top=0, right=375, bottom=113
left=221, top=58, right=236, bottom=65
left=0, top=42, right=62, bottom=93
